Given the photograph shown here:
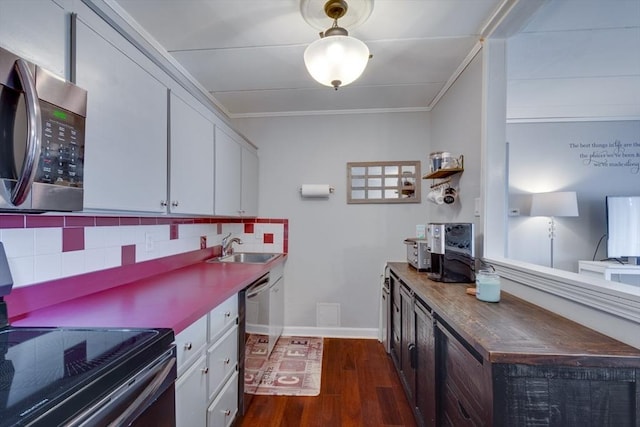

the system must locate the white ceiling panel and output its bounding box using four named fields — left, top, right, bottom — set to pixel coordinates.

left=521, top=0, right=639, bottom=32
left=112, top=0, right=506, bottom=116
left=124, top=0, right=640, bottom=118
